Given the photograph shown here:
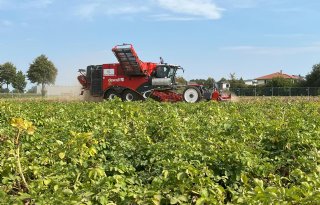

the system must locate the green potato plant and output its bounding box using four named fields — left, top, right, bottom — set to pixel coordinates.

left=0, top=99, right=319, bottom=204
